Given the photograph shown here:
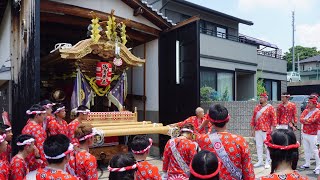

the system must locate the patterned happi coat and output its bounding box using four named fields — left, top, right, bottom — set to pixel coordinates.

left=66, top=150, right=98, bottom=180
left=196, top=132, right=255, bottom=180
left=163, top=137, right=197, bottom=179
left=136, top=161, right=161, bottom=180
